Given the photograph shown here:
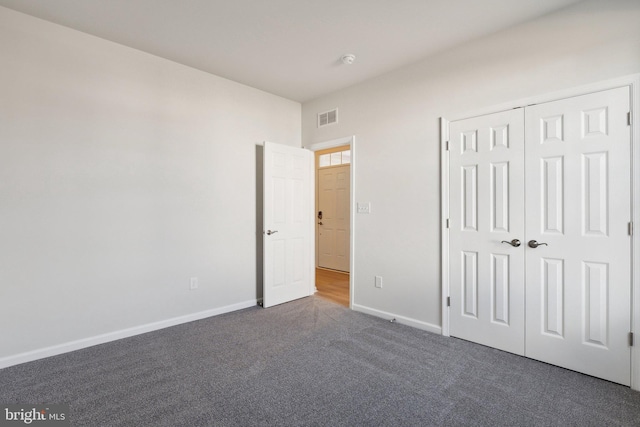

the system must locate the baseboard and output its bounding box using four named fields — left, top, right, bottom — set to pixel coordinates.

left=0, top=299, right=257, bottom=370
left=352, top=304, right=442, bottom=335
